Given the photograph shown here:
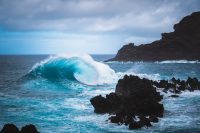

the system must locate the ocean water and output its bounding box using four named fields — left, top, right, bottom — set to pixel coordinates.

left=0, top=54, right=200, bottom=133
